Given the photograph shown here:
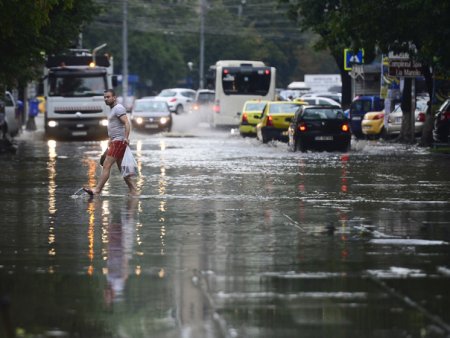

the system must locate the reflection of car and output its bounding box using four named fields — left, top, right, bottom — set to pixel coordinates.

left=349, top=96, right=384, bottom=138
left=361, top=110, right=385, bottom=139
left=131, top=98, right=172, bottom=132
left=296, top=96, right=341, bottom=107
left=157, top=88, right=196, bottom=114
left=386, top=99, right=427, bottom=138
left=1, top=91, right=20, bottom=138
left=288, top=105, right=351, bottom=152
left=256, top=101, right=305, bottom=143
left=433, top=98, right=450, bottom=143
left=239, top=100, right=267, bottom=137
